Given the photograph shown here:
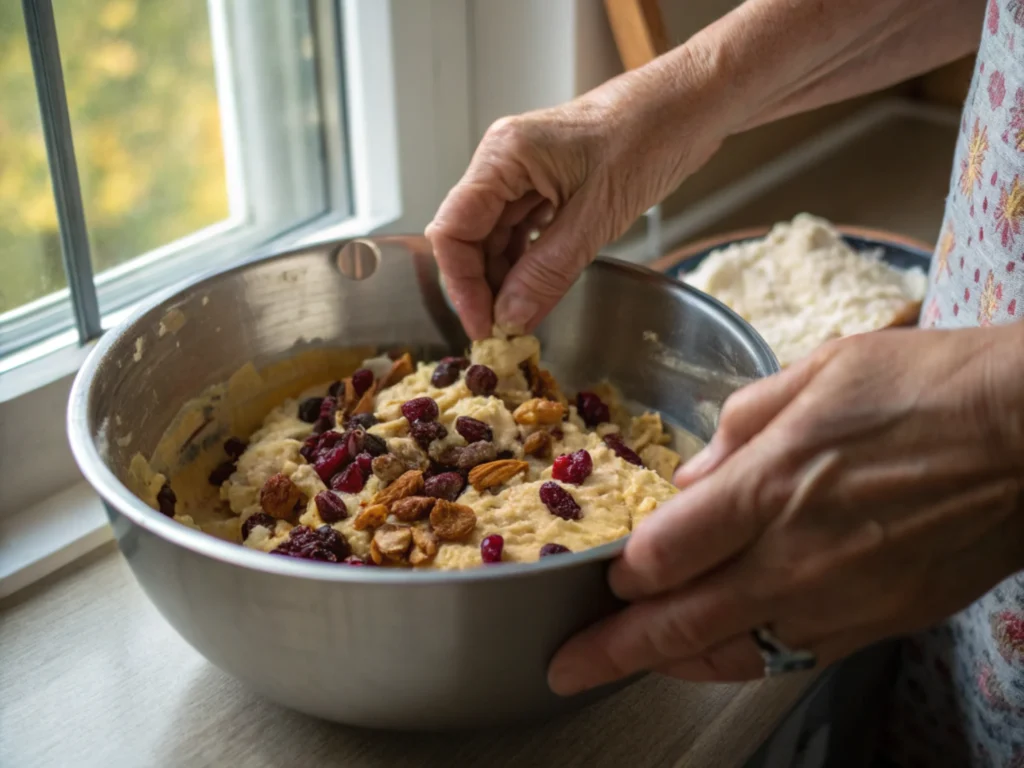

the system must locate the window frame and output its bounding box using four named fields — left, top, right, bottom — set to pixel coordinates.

left=0, top=0, right=473, bottom=597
